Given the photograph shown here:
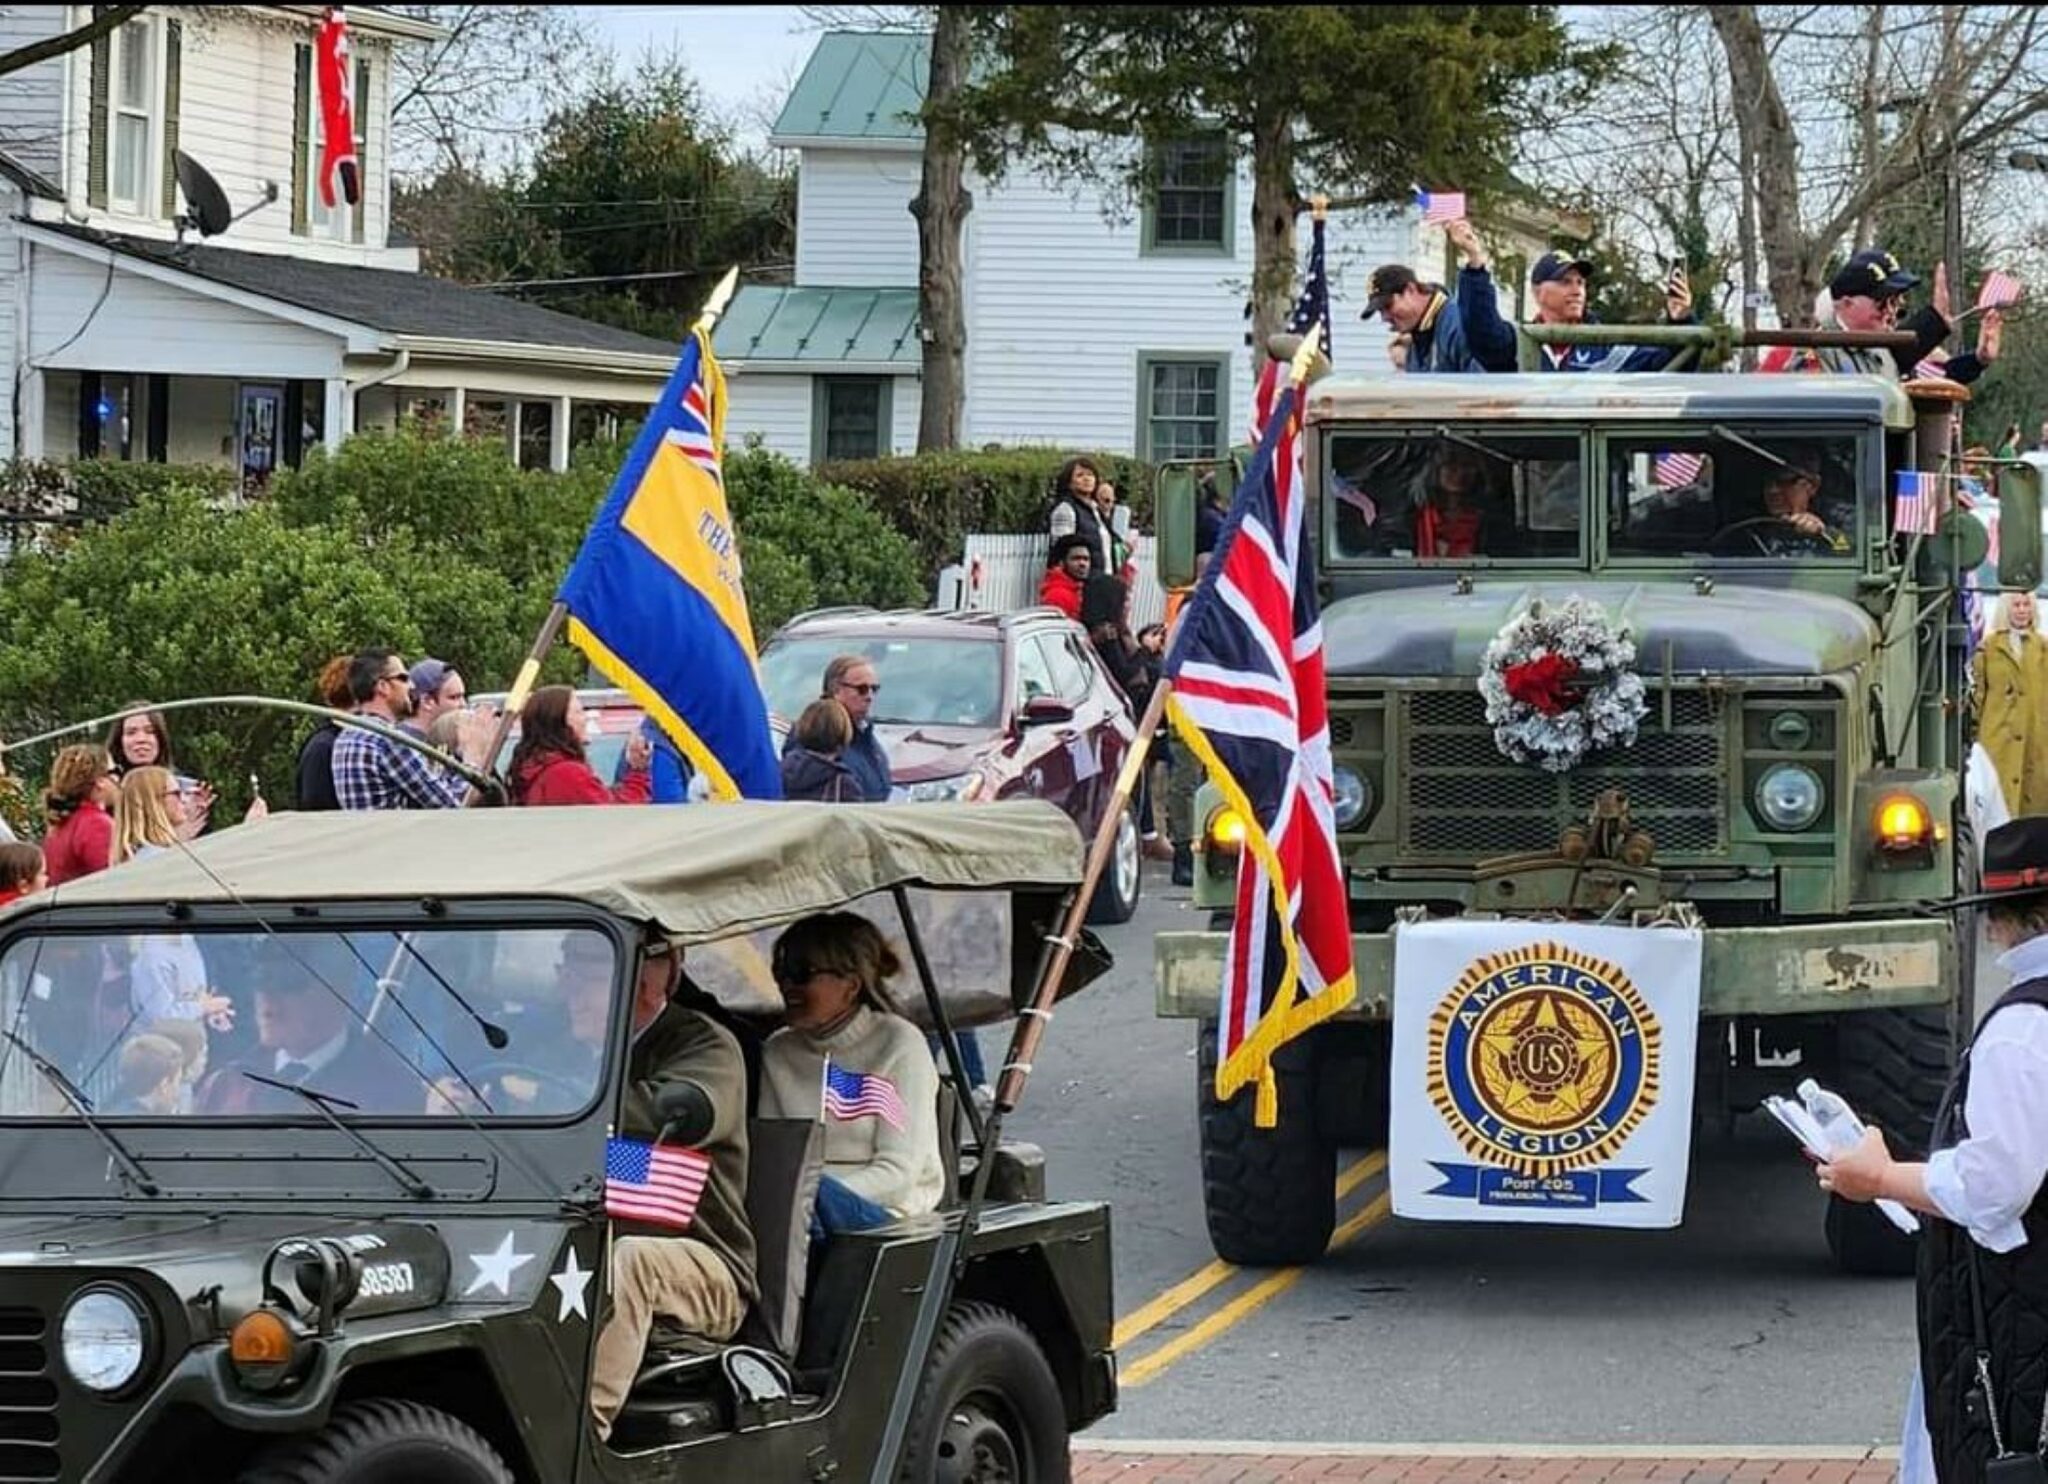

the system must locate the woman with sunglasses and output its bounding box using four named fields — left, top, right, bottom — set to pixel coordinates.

left=759, top=913, right=943, bottom=1235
